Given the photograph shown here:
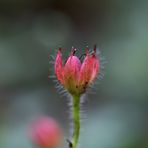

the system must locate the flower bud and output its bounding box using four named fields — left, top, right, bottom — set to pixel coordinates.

left=54, top=46, right=100, bottom=95
left=30, top=117, right=62, bottom=148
